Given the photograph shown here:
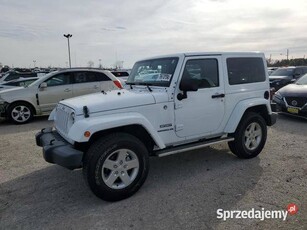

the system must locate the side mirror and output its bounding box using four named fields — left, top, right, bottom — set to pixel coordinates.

left=179, top=78, right=199, bottom=92
left=40, top=82, right=47, bottom=90
left=177, top=78, right=199, bottom=100
left=290, top=78, right=296, bottom=83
